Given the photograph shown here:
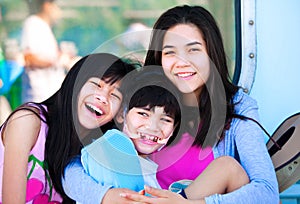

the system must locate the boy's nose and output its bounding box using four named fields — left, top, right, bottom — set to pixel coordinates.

left=146, top=118, right=160, bottom=131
